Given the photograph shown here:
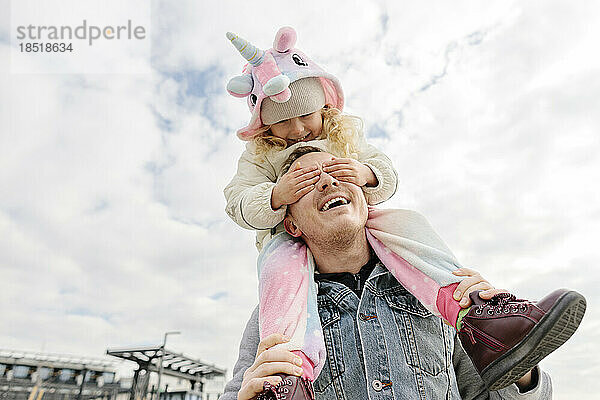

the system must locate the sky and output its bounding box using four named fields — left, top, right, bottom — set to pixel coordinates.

left=1, top=0, right=599, bottom=398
